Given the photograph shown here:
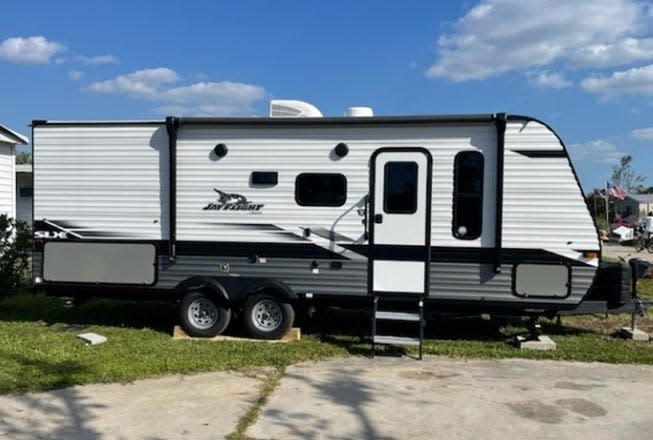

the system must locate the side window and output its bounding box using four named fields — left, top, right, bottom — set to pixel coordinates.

left=453, top=151, right=484, bottom=239
left=384, top=162, right=418, bottom=214
left=295, top=173, right=347, bottom=206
